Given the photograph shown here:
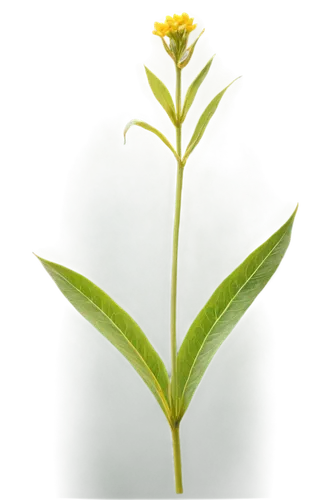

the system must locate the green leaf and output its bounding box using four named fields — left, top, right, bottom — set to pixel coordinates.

left=181, top=56, right=215, bottom=123
left=124, top=119, right=180, bottom=162
left=177, top=206, right=298, bottom=419
left=35, top=255, right=171, bottom=422
left=178, top=29, right=205, bottom=69
left=183, top=76, right=241, bottom=163
left=144, top=66, right=176, bottom=125
left=161, top=37, right=175, bottom=62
